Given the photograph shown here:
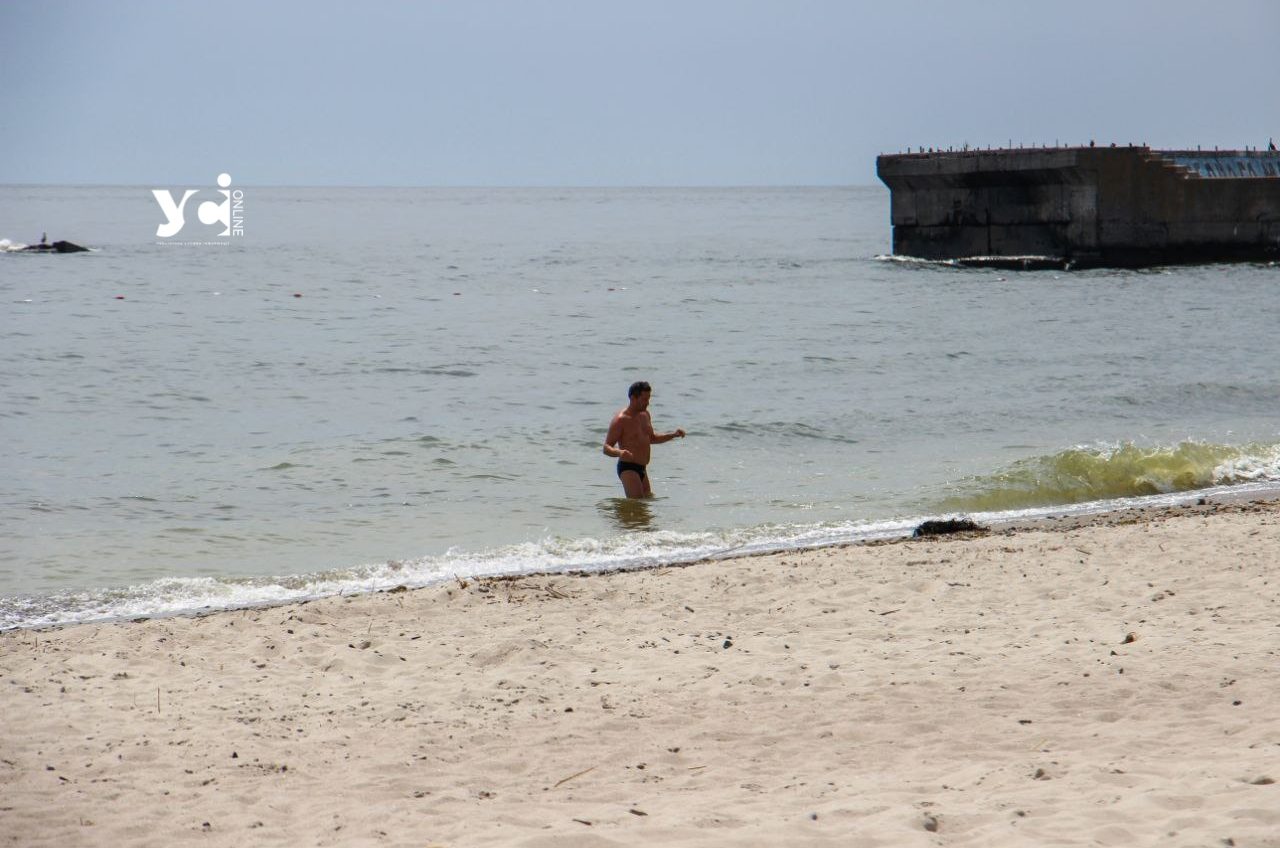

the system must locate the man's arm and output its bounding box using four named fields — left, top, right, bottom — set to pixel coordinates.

left=642, top=410, right=685, bottom=444
left=647, top=411, right=686, bottom=444
left=603, top=416, right=632, bottom=459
